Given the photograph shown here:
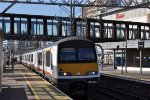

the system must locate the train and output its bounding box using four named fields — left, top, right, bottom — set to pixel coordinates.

left=16, top=37, right=101, bottom=97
